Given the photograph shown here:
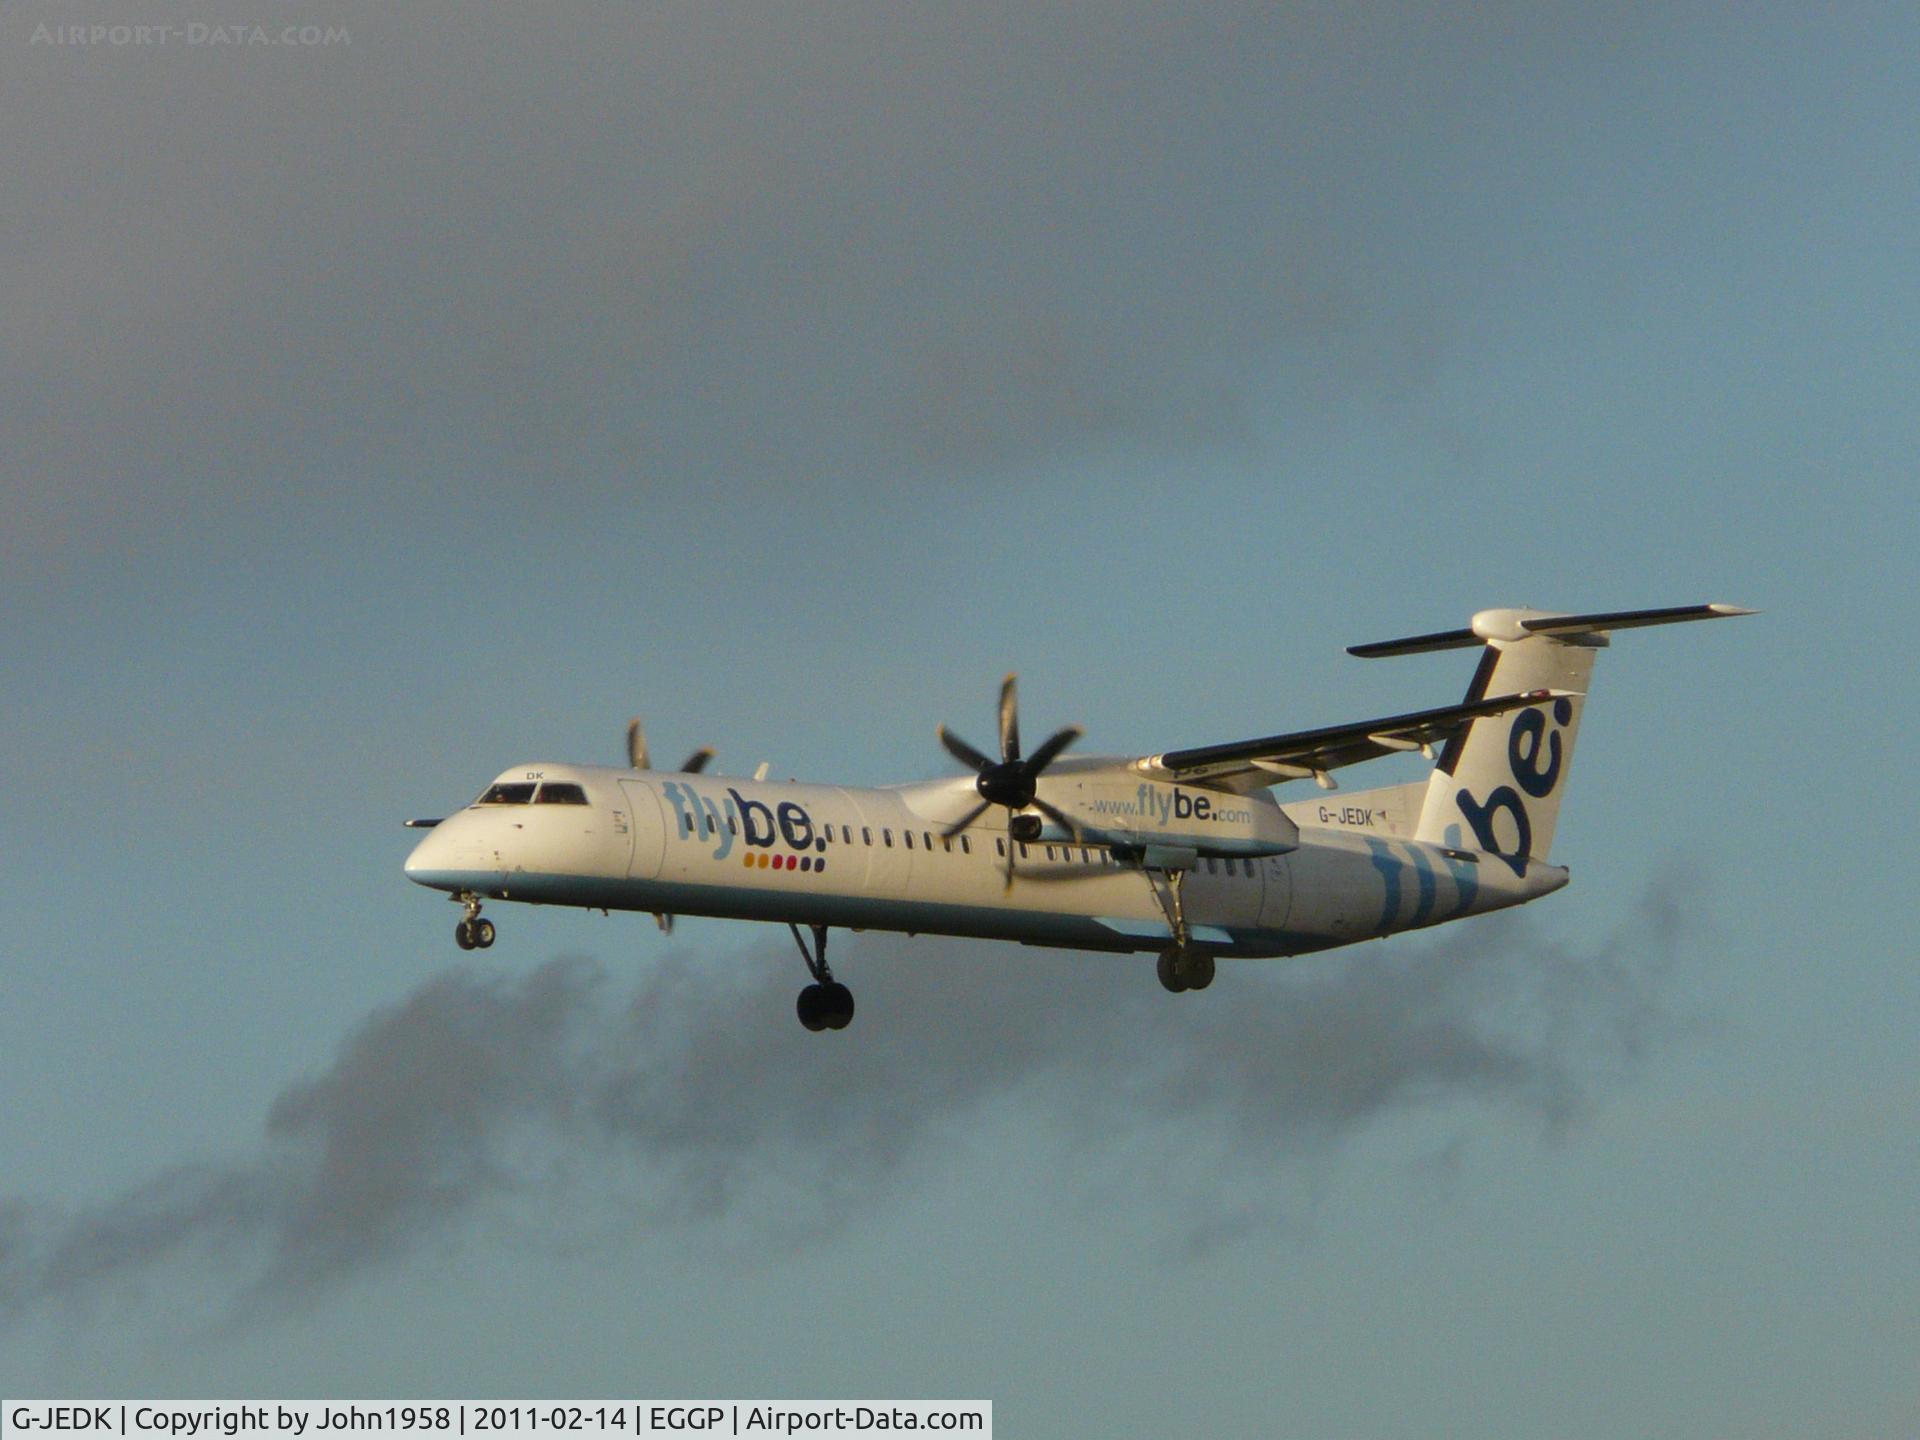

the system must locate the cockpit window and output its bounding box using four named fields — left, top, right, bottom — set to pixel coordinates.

left=534, top=782, right=589, bottom=805
left=475, top=783, right=536, bottom=805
